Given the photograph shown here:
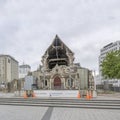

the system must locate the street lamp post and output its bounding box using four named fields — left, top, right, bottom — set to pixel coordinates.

left=41, top=68, right=46, bottom=89
left=43, top=71, right=45, bottom=89
left=93, top=70, right=96, bottom=91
